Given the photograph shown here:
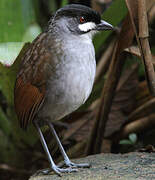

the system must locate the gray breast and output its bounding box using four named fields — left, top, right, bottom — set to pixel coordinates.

left=38, top=35, right=96, bottom=121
